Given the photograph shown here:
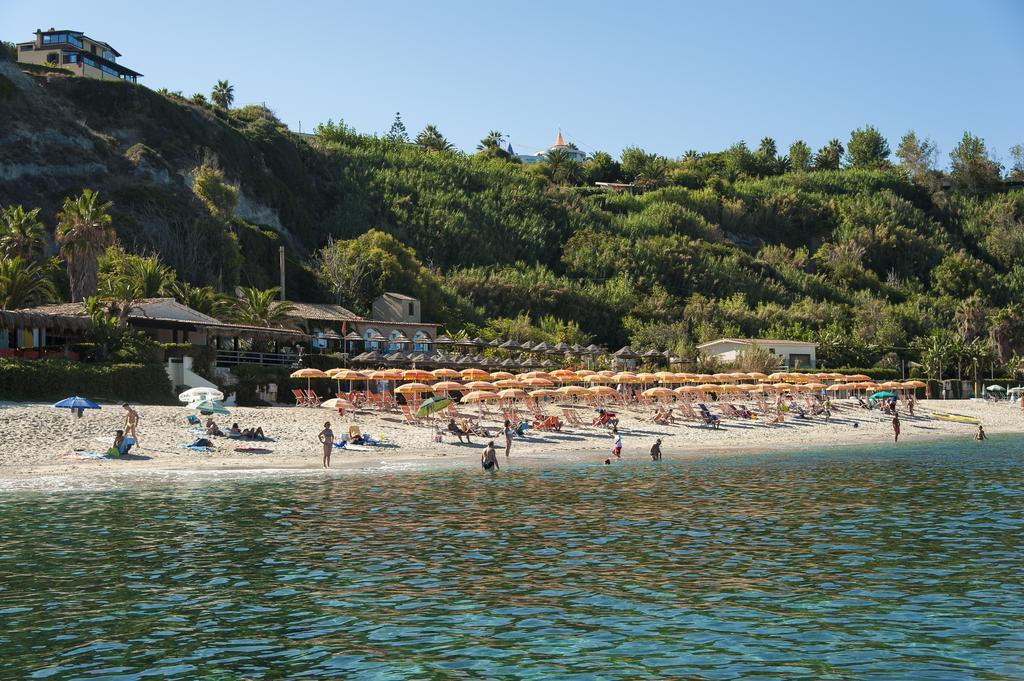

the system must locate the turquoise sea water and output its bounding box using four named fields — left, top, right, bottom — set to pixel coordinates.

left=1, top=438, right=1023, bottom=679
